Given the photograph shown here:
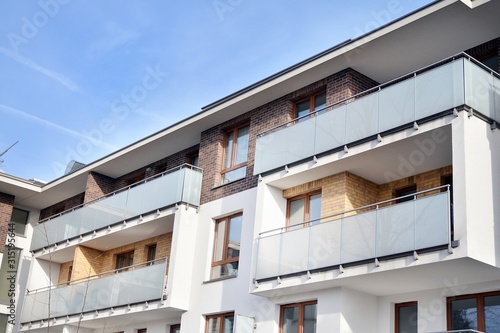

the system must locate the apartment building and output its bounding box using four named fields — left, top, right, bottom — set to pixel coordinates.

left=1, top=0, right=500, bottom=332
